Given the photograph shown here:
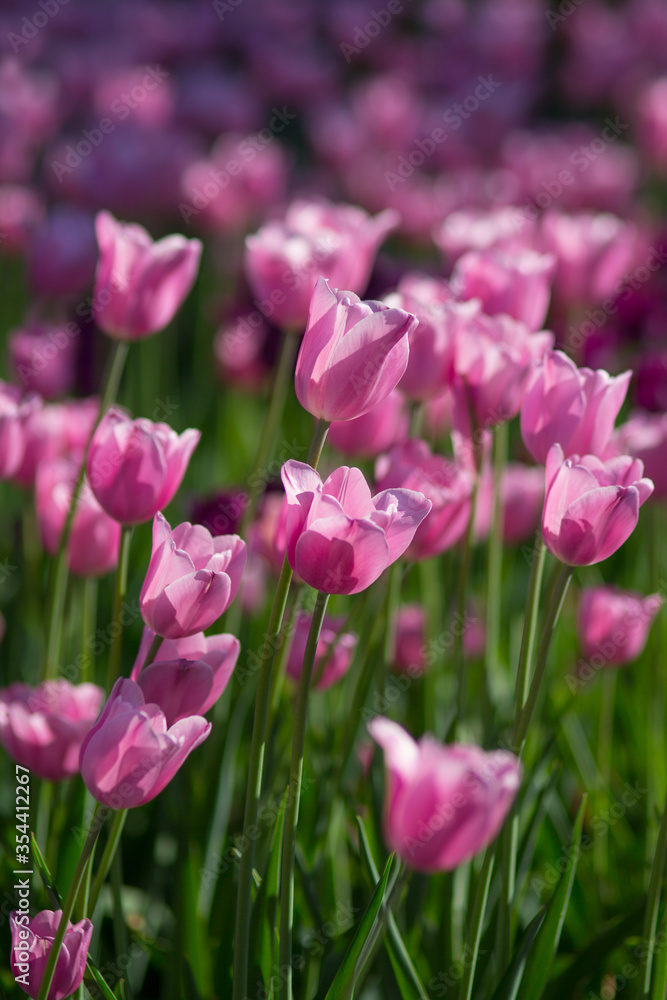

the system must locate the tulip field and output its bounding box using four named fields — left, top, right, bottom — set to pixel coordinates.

left=3, top=2, right=667, bottom=999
